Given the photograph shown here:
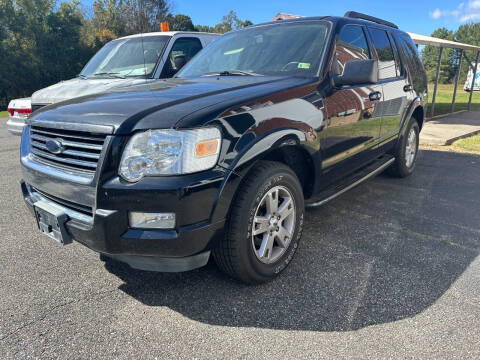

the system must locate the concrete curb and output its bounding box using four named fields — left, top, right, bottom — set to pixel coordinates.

left=425, top=110, right=467, bottom=122
left=419, top=110, right=480, bottom=146
left=420, top=129, right=480, bottom=146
